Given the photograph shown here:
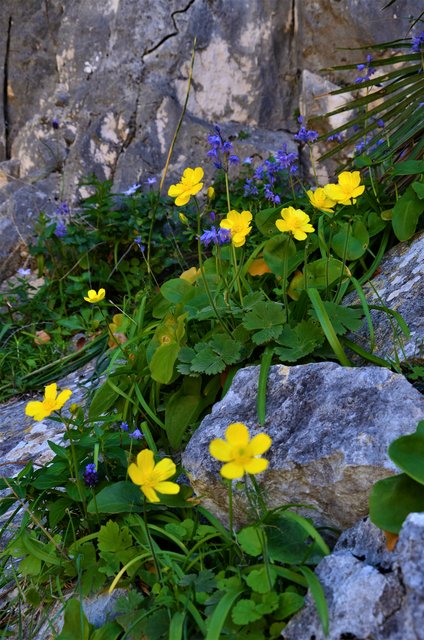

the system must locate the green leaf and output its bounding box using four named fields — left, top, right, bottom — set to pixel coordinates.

left=179, top=569, right=217, bottom=593
left=189, top=335, right=243, bottom=375
left=165, top=389, right=202, bottom=449
left=265, top=515, right=309, bottom=564
left=98, top=520, right=133, bottom=553
left=237, top=526, right=263, bottom=556
left=255, top=206, right=283, bottom=236
left=392, top=185, right=424, bottom=241
left=369, top=473, right=424, bottom=534
left=263, top=235, right=297, bottom=277
left=310, top=302, right=363, bottom=335
left=242, top=301, right=286, bottom=345
left=245, top=566, right=277, bottom=594
left=149, top=342, right=180, bottom=384
left=160, top=278, right=195, bottom=304
left=331, top=221, right=369, bottom=261
left=90, top=622, right=122, bottom=640
left=255, top=591, right=279, bottom=615
left=275, top=592, right=305, bottom=620
left=274, top=320, right=324, bottom=362
left=87, top=482, right=143, bottom=514
left=56, top=599, right=92, bottom=640
left=231, top=599, right=264, bottom=625
left=304, top=257, right=349, bottom=289
left=412, top=181, right=424, bottom=199
left=392, top=160, right=424, bottom=175
left=205, top=590, right=243, bottom=640
left=307, top=289, right=351, bottom=367
left=299, top=566, right=328, bottom=636
left=389, top=433, right=424, bottom=485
